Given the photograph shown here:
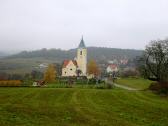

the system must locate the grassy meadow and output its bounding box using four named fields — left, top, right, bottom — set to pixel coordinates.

left=0, top=57, right=58, bottom=74
left=0, top=87, right=168, bottom=126
left=116, top=78, right=153, bottom=90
